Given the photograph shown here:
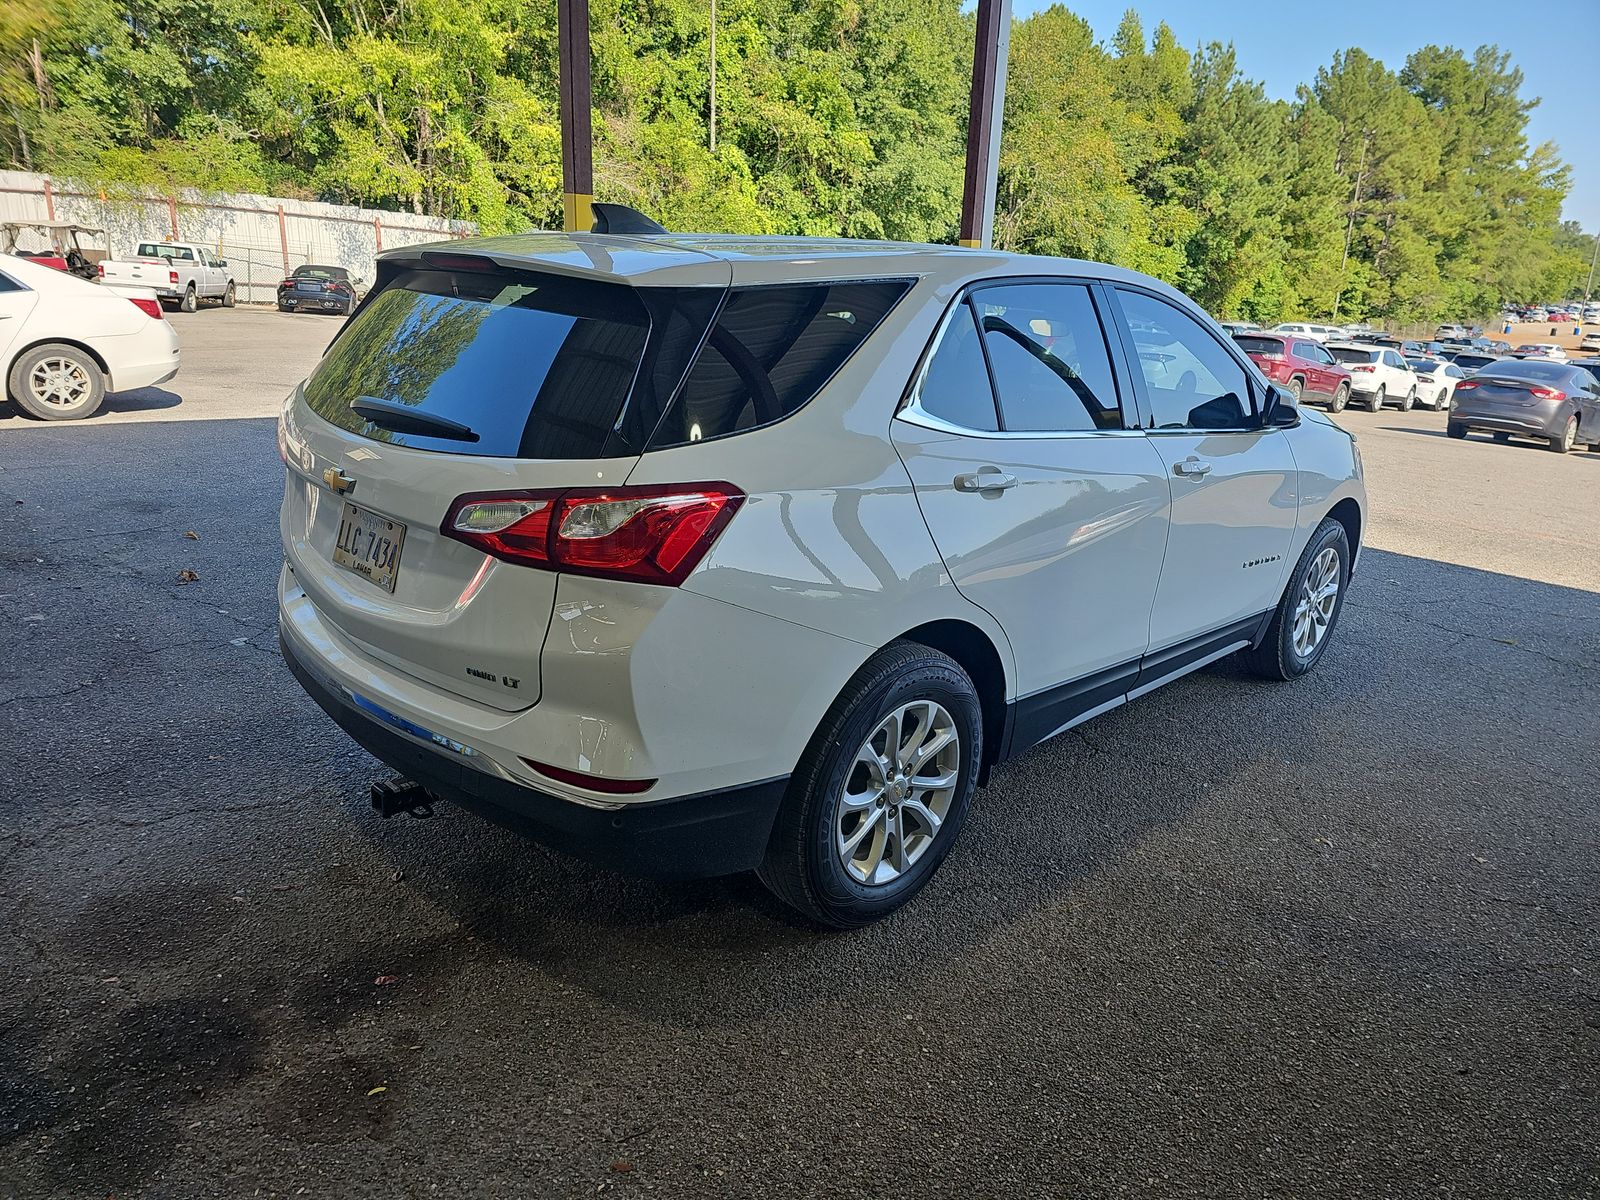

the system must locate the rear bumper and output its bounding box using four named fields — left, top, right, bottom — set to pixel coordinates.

left=281, top=629, right=787, bottom=879
left=1450, top=404, right=1562, bottom=436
